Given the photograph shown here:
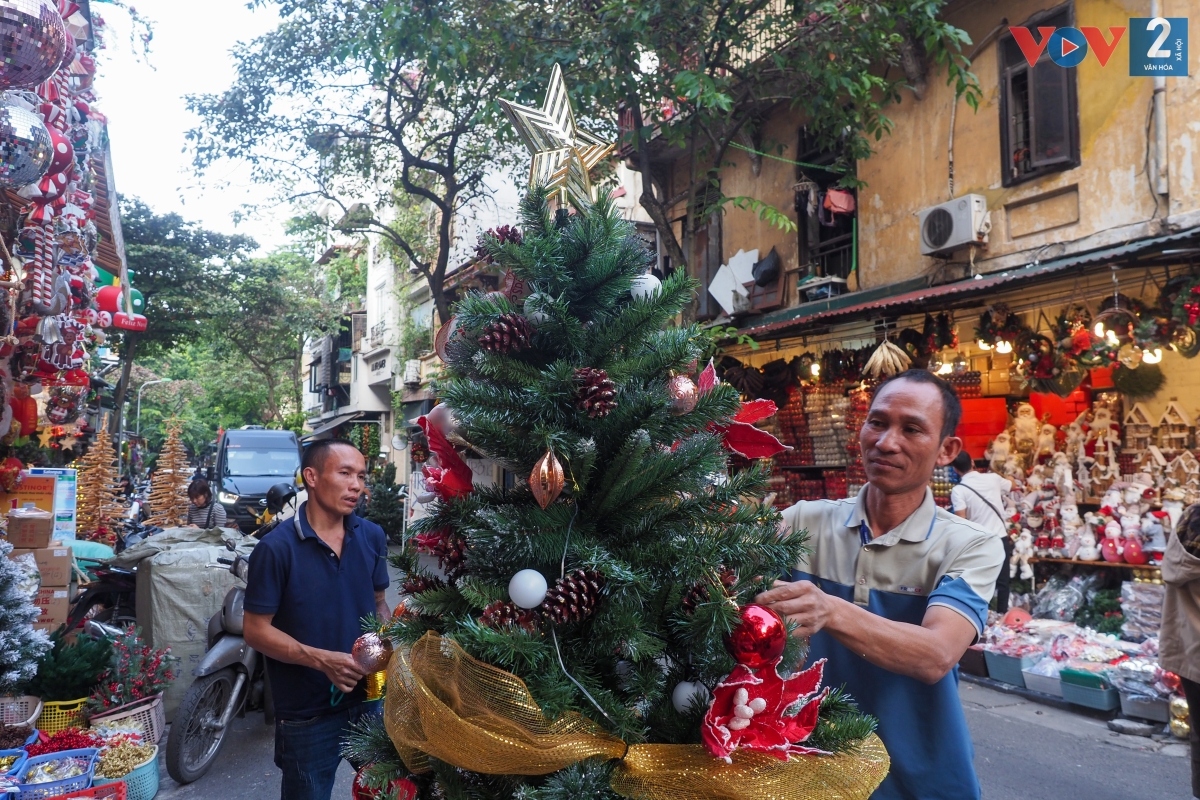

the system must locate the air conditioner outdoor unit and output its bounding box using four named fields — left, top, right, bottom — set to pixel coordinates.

left=918, top=194, right=990, bottom=256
